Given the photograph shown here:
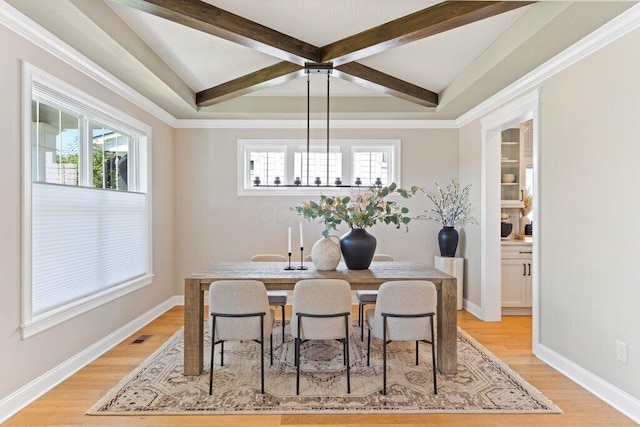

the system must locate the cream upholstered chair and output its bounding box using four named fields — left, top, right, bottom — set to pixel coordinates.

left=303, top=255, right=313, bottom=262
left=291, top=279, right=352, bottom=395
left=355, top=254, right=394, bottom=340
left=366, top=280, right=437, bottom=395
left=250, top=254, right=288, bottom=342
left=208, top=280, right=274, bottom=395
